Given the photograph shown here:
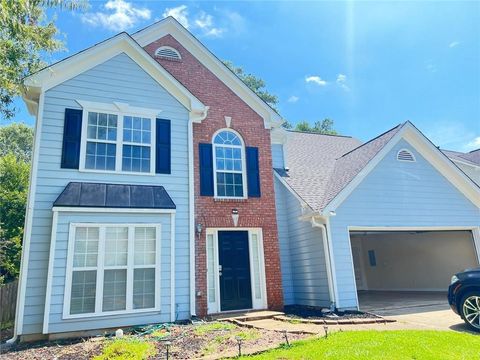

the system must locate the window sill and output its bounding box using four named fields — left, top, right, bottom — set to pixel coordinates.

left=62, top=307, right=161, bottom=320
left=213, top=198, right=248, bottom=203
left=78, top=168, right=156, bottom=176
